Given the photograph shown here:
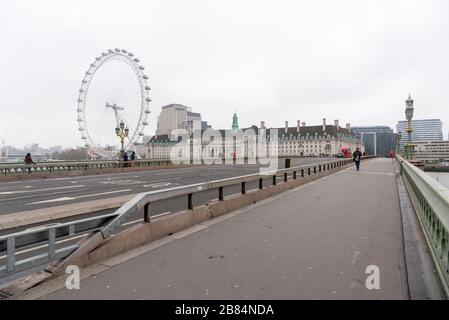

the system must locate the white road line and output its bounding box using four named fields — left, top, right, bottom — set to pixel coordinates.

left=200, top=173, right=225, bottom=177
left=122, top=218, right=144, bottom=226
left=0, top=185, right=85, bottom=195
left=25, top=197, right=76, bottom=205
left=142, top=182, right=176, bottom=188
left=25, top=189, right=132, bottom=205
left=146, top=177, right=182, bottom=183
left=0, top=191, right=84, bottom=202
left=75, top=189, right=132, bottom=199
left=150, top=211, right=172, bottom=219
